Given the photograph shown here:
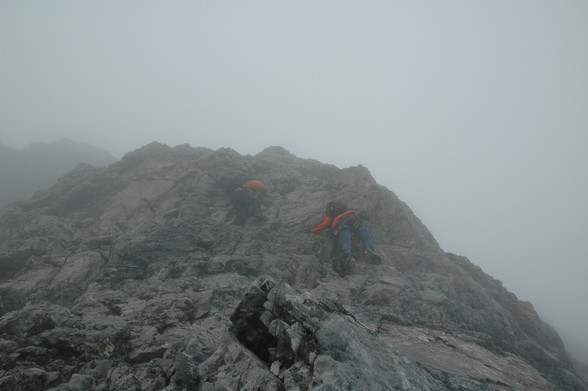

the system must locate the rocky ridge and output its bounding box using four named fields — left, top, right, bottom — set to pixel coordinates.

left=0, top=143, right=585, bottom=390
